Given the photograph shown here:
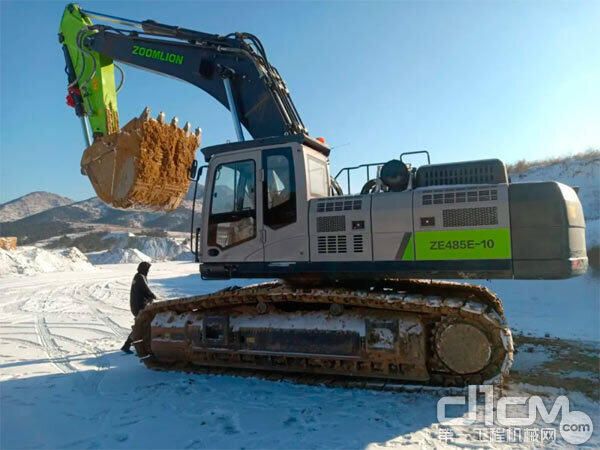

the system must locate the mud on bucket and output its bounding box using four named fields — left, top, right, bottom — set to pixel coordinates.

left=80, top=110, right=201, bottom=212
